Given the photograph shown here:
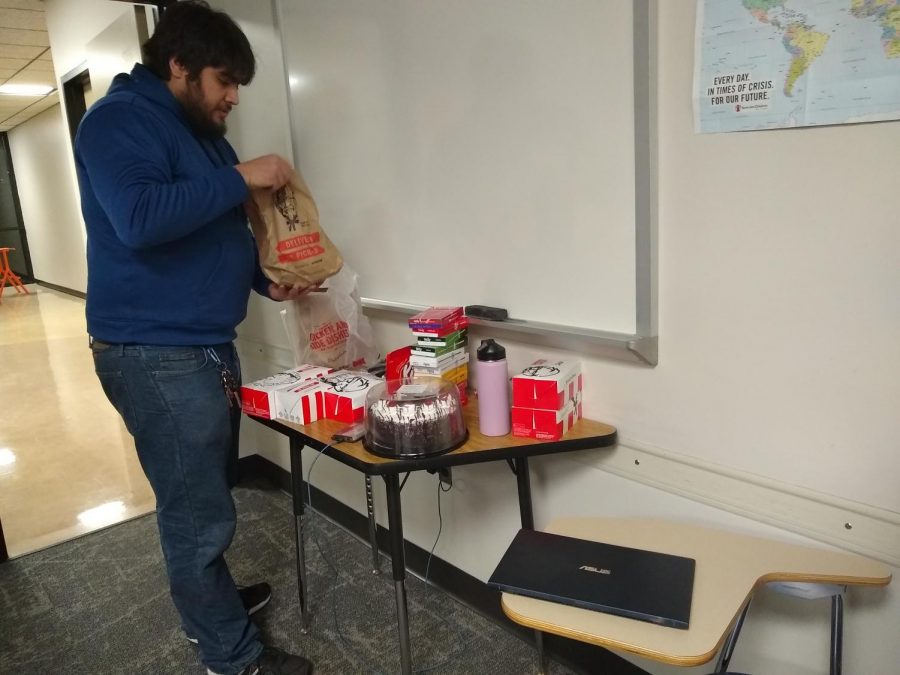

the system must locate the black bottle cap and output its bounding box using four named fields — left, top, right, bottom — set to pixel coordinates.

left=477, top=338, right=506, bottom=361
